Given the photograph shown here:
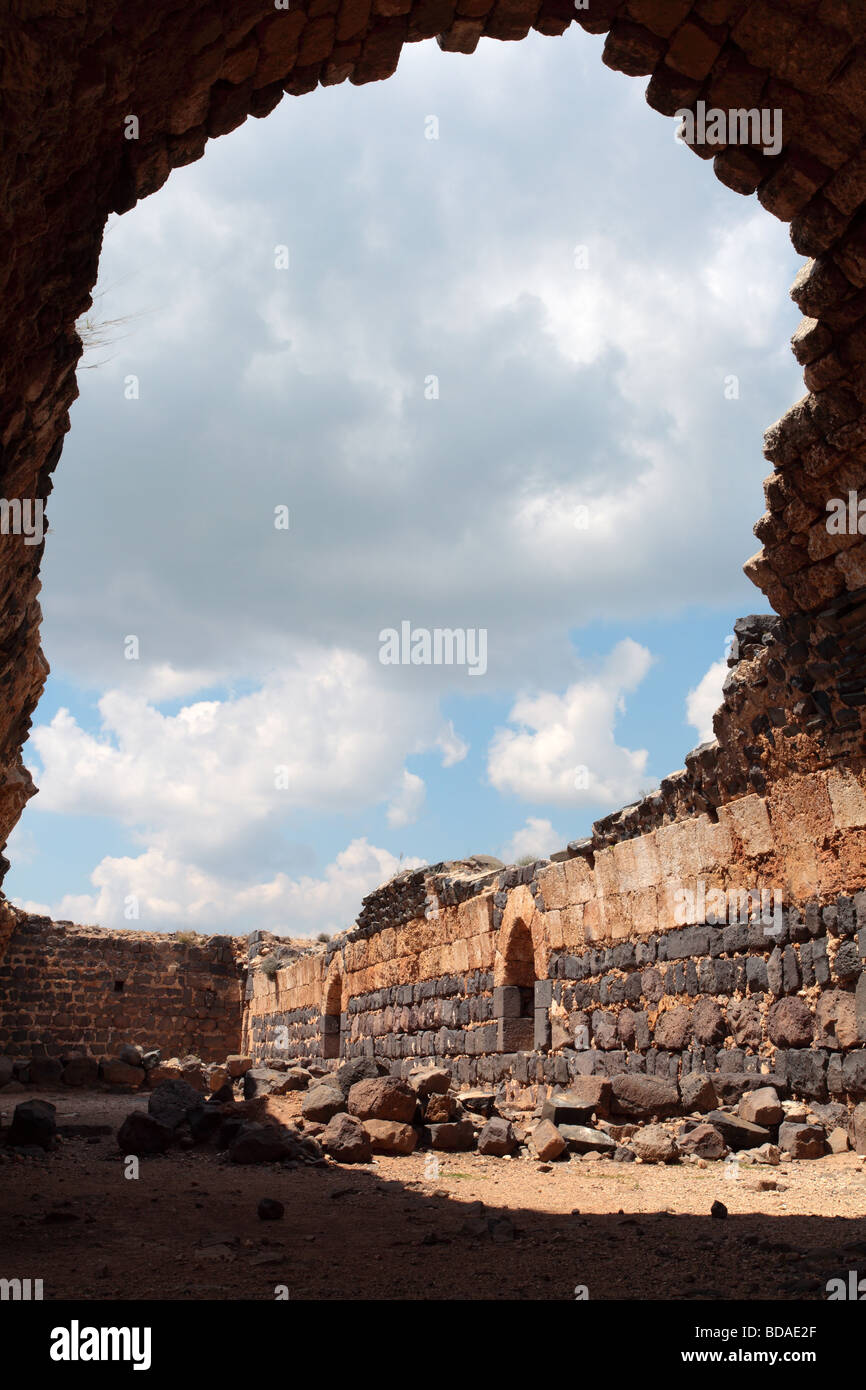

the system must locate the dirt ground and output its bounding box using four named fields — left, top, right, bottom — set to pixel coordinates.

left=1, top=1087, right=865, bottom=1301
